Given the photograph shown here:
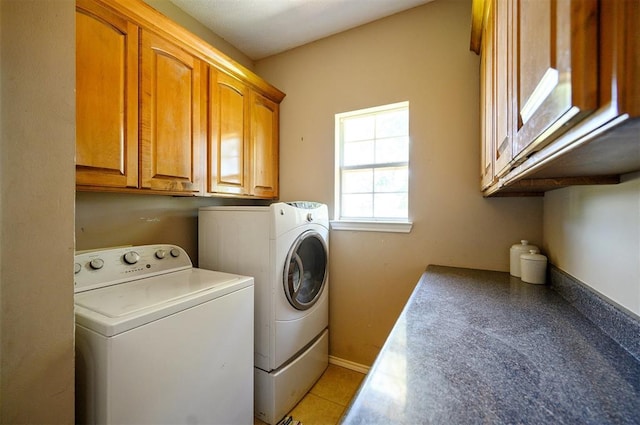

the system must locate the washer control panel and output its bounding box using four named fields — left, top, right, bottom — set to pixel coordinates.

left=74, top=244, right=192, bottom=293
